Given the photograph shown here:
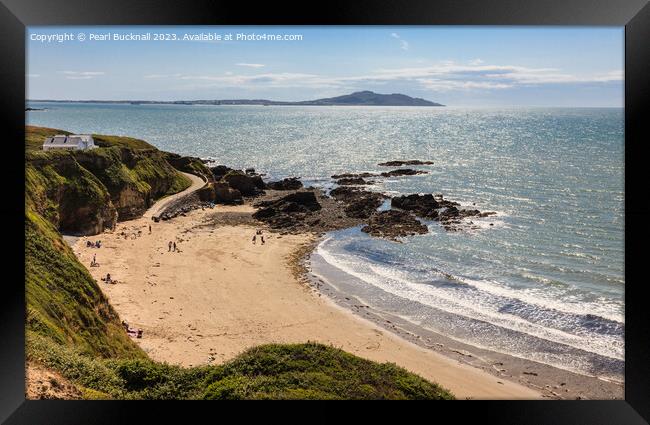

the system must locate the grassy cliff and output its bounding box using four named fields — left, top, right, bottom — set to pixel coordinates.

left=25, top=126, right=454, bottom=400
left=26, top=126, right=192, bottom=233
